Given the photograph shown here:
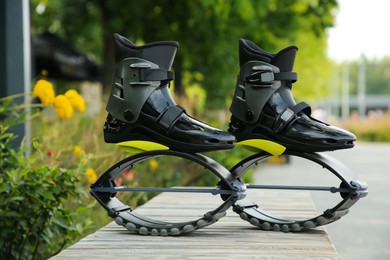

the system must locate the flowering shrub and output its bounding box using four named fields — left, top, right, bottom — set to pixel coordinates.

left=0, top=96, right=93, bottom=259
left=1, top=76, right=256, bottom=258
